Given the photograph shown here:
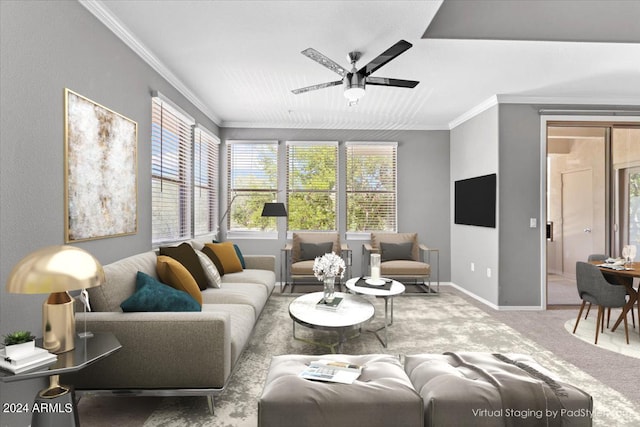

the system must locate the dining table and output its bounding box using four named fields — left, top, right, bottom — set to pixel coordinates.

left=591, top=261, right=640, bottom=335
